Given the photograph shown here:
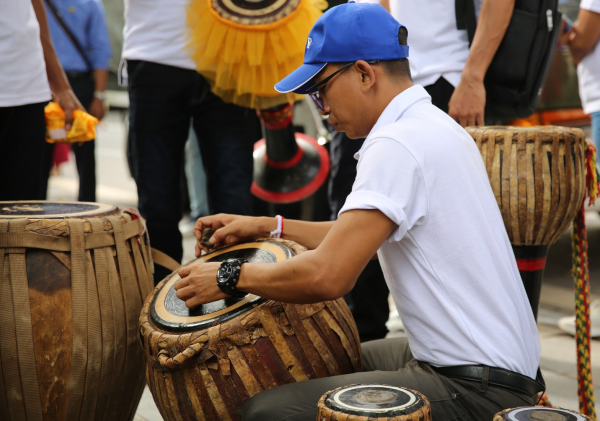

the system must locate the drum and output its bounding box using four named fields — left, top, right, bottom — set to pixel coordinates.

left=0, top=201, right=153, bottom=421
left=494, top=406, right=592, bottom=420
left=139, top=239, right=362, bottom=421
left=317, top=384, right=432, bottom=421
left=466, top=126, right=587, bottom=318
